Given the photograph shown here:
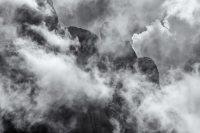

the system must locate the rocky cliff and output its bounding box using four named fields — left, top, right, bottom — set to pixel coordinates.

left=0, top=0, right=160, bottom=133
